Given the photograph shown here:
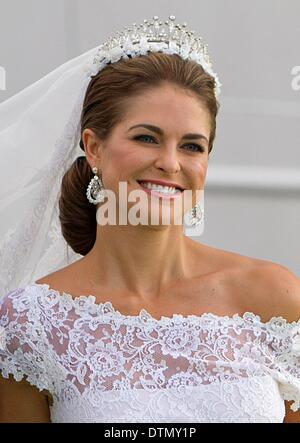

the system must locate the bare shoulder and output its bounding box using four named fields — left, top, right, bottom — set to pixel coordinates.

left=35, top=258, right=85, bottom=293
left=241, top=259, right=300, bottom=323
left=219, top=249, right=300, bottom=429
left=35, top=271, right=68, bottom=291
left=202, top=244, right=300, bottom=323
